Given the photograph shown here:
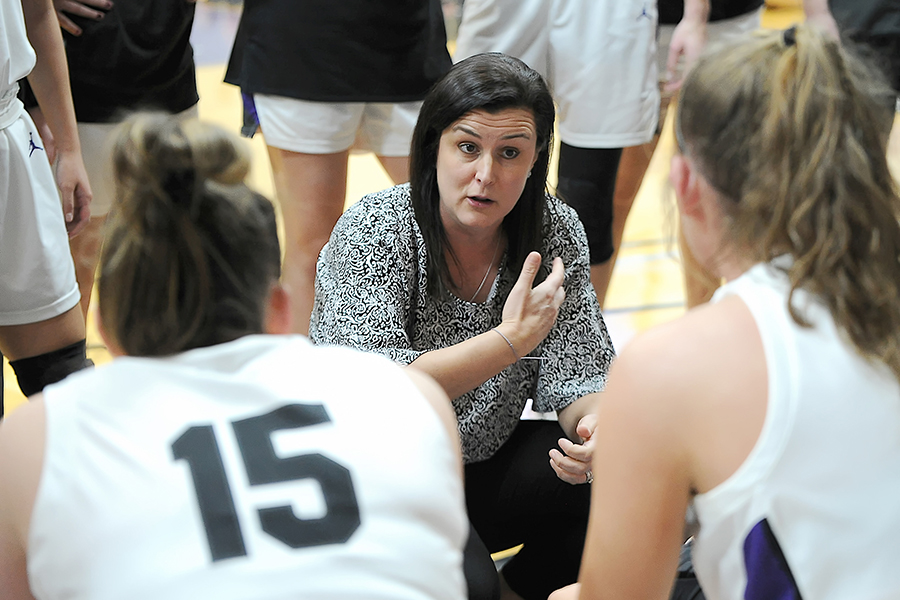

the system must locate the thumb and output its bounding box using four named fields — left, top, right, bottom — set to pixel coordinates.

left=576, top=414, right=597, bottom=442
